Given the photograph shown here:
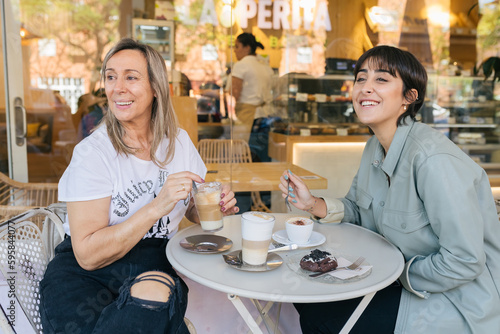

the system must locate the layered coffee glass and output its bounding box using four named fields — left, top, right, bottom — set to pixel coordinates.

left=241, top=212, right=275, bottom=266
left=193, top=181, right=223, bottom=232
